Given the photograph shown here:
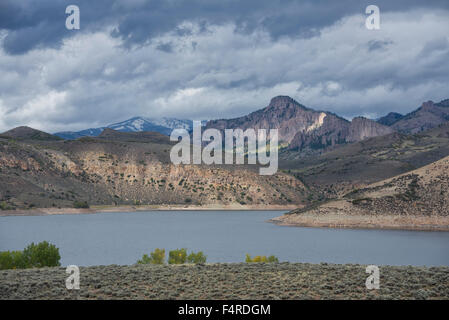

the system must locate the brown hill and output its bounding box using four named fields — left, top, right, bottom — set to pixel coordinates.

left=1, top=126, right=62, bottom=141
left=271, top=155, right=449, bottom=230
left=284, top=154, right=449, bottom=217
